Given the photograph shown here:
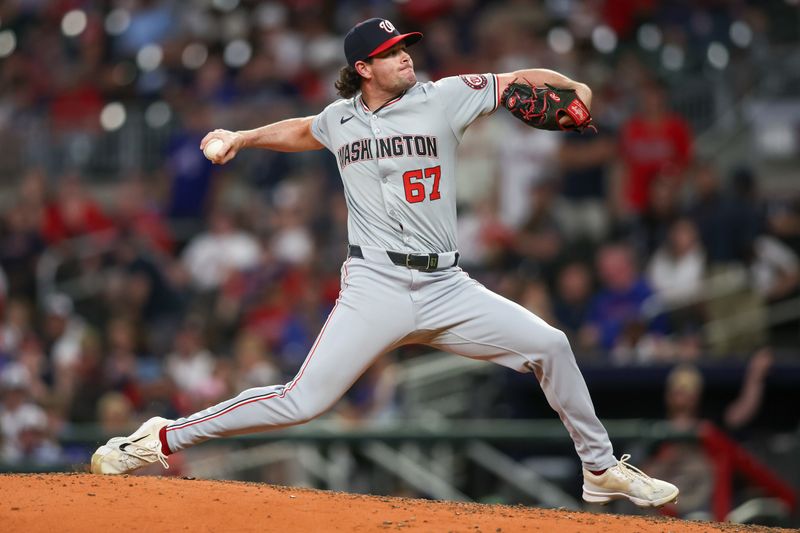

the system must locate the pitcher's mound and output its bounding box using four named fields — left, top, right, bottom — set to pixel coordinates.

left=0, top=473, right=785, bottom=532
